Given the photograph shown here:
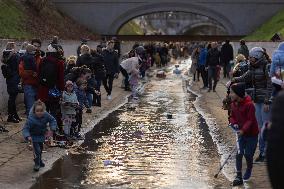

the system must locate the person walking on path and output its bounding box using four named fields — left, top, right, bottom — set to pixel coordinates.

left=238, top=40, right=249, bottom=59
left=191, top=46, right=200, bottom=82
left=229, top=83, right=259, bottom=186
left=221, top=40, right=234, bottom=78
left=1, top=42, right=21, bottom=123
left=206, top=42, right=221, bottom=92
left=19, top=44, right=39, bottom=115
left=230, top=47, right=273, bottom=163
left=22, top=100, right=57, bottom=172
left=198, top=45, right=208, bottom=89
left=102, top=40, right=120, bottom=100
